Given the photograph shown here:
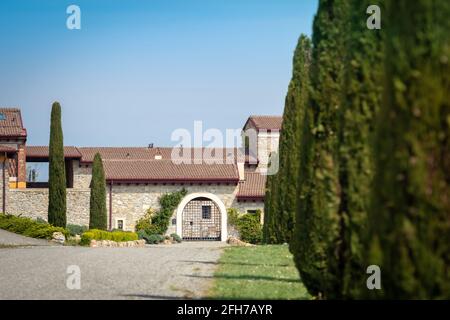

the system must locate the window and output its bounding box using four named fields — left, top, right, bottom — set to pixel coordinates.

left=202, top=205, right=212, bottom=219
left=171, top=218, right=177, bottom=225
left=117, top=219, right=124, bottom=230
